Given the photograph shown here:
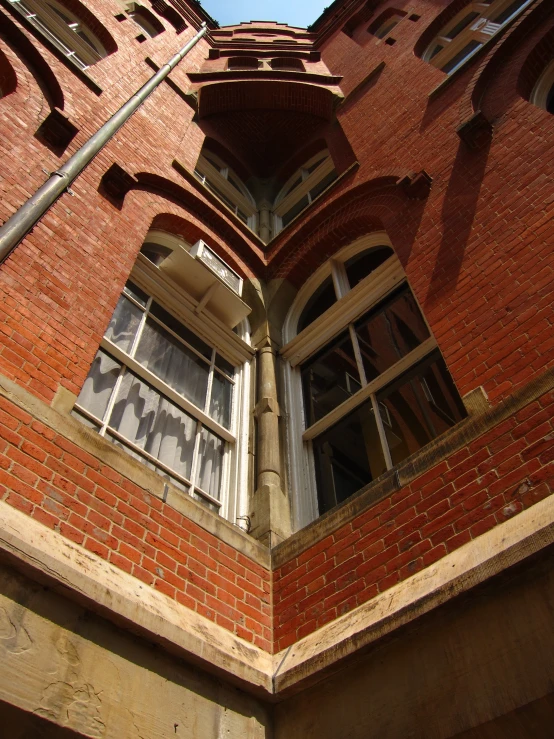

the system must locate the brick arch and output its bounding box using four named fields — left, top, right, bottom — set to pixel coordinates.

left=0, top=47, right=17, bottom=97
left=267, top=175, right=410, bottom=285
left=517, top=17, right=554, bottom=101
left=0, top=13, right=64, bottom=110
left=129, top=172, right=265, bottom=278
